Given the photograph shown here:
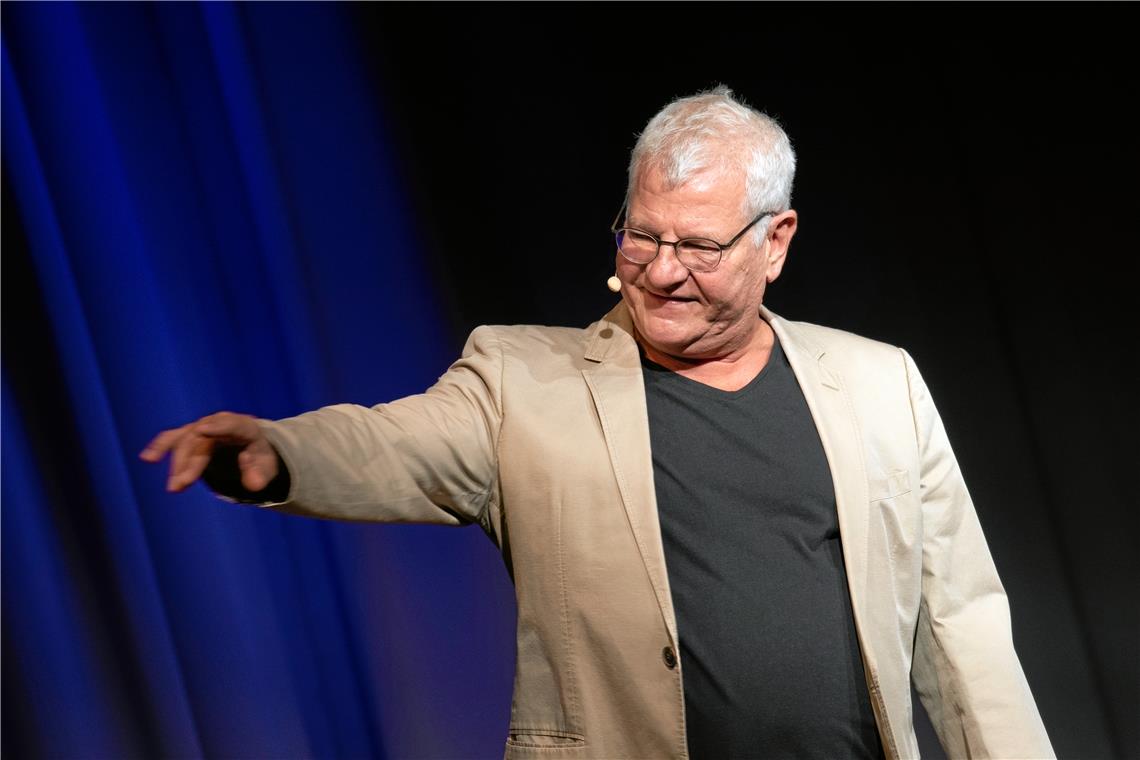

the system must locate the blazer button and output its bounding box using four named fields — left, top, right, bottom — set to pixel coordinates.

left=662, top=646, right=677, bottom=669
